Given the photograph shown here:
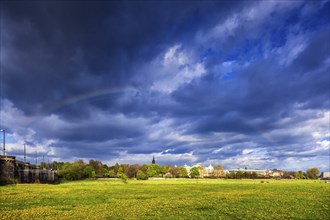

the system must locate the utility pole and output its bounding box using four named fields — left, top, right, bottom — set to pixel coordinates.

left=0, top=129, right=5, bottom=156
left=36, top=151, right=38, bottom=165
left=24, top=143, right=26, bottom=162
